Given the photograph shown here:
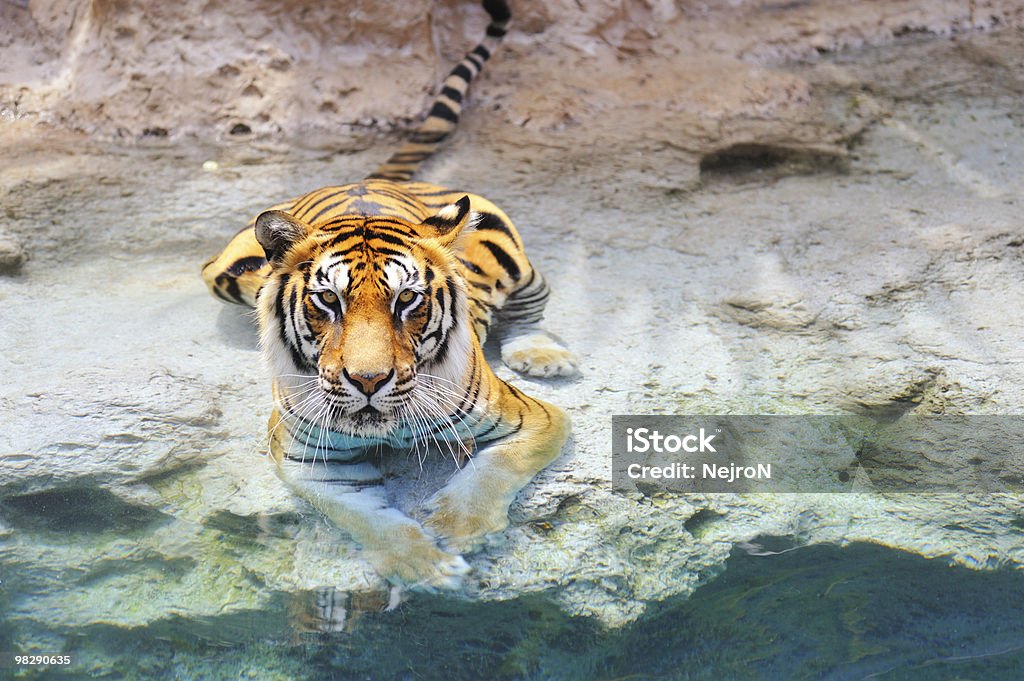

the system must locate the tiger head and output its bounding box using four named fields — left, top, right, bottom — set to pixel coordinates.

left=254, top=197, right=475, bottom=438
